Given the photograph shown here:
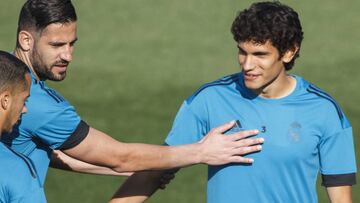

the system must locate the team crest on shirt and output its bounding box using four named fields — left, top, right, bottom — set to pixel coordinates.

left=287, top=122, right=302, bottom=142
